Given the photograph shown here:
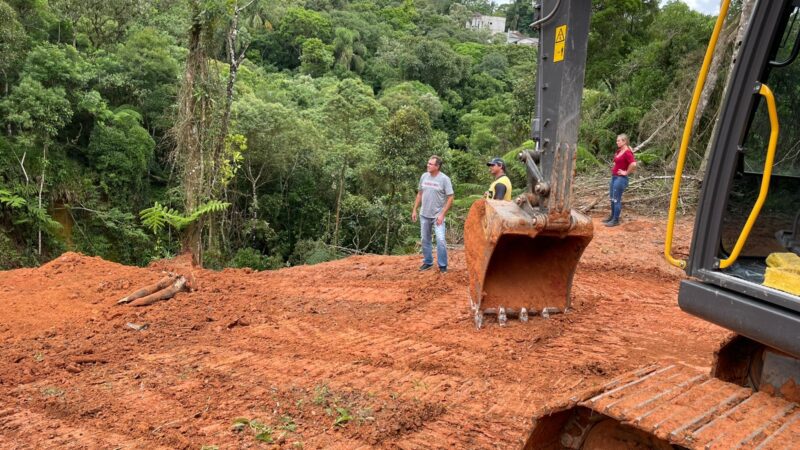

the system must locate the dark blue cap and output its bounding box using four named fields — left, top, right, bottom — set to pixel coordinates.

left=486, top=157, right=505, bottom=168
